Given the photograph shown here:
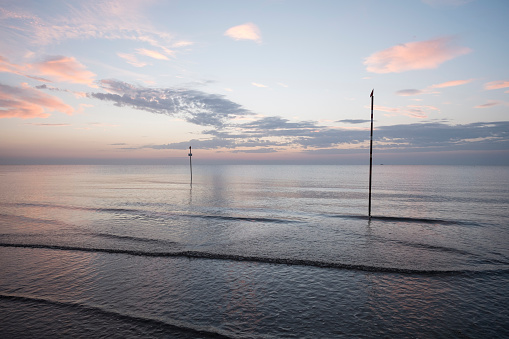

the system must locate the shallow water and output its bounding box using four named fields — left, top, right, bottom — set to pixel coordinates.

left=1, top=165, right=508, bottom=338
